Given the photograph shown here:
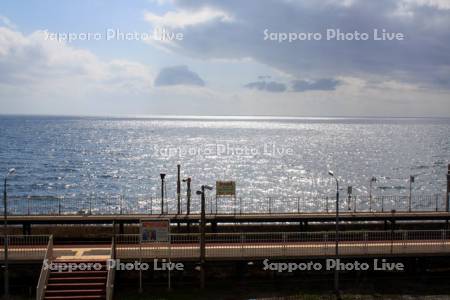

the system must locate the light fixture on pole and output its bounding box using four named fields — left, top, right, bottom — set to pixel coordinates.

left=196, top=185, right=213, bottom=289
left=369, top=176, right=377, bottom=212
left=160, top=173, right=166, bottom=214
left=4, top=168, right=16, bottom=299
left=328, top=170, right=340, bottom=299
